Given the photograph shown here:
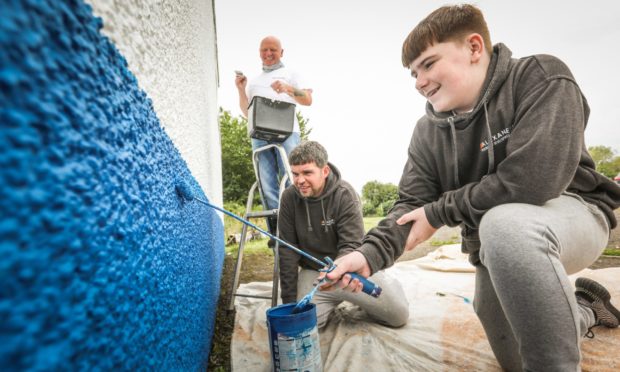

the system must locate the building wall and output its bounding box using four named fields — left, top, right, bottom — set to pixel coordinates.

left=89, top=0, right=223, bottom=208
left=0, top=0, right=223, bottom=370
